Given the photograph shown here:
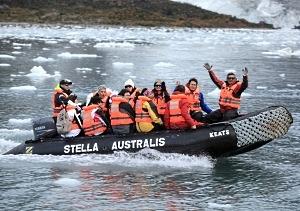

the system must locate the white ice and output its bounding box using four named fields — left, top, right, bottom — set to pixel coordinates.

left=13, top=42, right=32, bottom=47
left=54, top=178, right=82, bottom=187
left=94, top=42, right=135, bottom=49
left=112, top=62, right=134, bottom=68
left=0, top=54, right=16, bottom=59
left=8, top=118, right=32, bottom=126
left=33, top=56, right=55, bottom=63
left=0, top=63, right=11, bottom=67
left=25, top=66, right=52, bottom=78
left=57, top=52, right=99, bottom=58
left=153, top=62, right=176, bottom=68
left=9, top=85, right=37, bottom=91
